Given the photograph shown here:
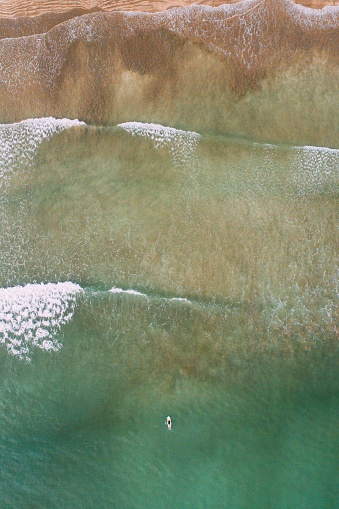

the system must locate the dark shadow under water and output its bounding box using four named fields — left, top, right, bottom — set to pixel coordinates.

left=0, top=290, right=338, bottom=509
